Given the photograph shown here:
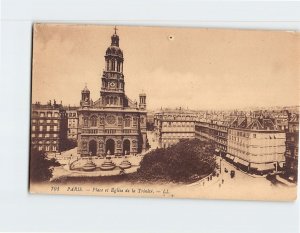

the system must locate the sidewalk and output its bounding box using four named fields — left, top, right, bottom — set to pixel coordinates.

left=221, top=158, right=267, bottom=179
left=275, top=175, right=297, bottom=187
